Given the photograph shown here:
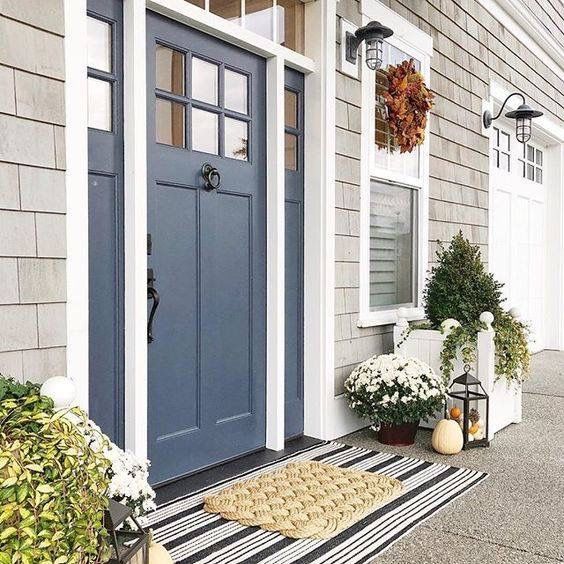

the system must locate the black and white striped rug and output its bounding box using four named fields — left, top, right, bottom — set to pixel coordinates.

left=144, top=442, right=487, bottom=563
